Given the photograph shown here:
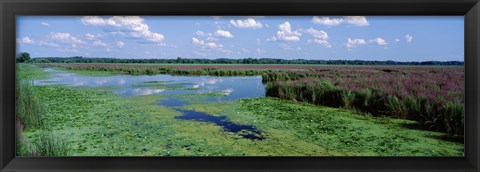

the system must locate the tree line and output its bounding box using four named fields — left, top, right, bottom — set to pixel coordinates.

left=17, top=53, right=464, bottom=66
